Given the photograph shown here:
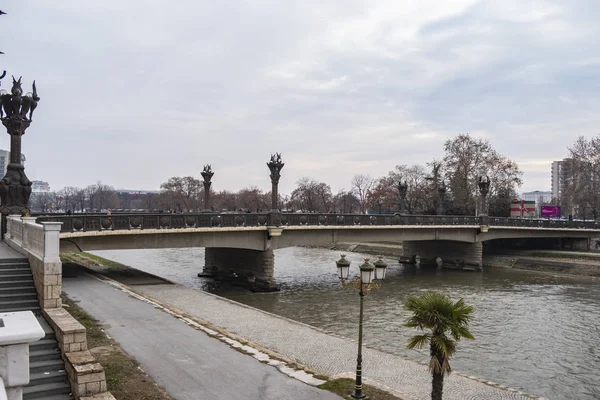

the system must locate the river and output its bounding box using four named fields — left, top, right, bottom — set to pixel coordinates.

left=91, top=247, right=600, bottom=400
